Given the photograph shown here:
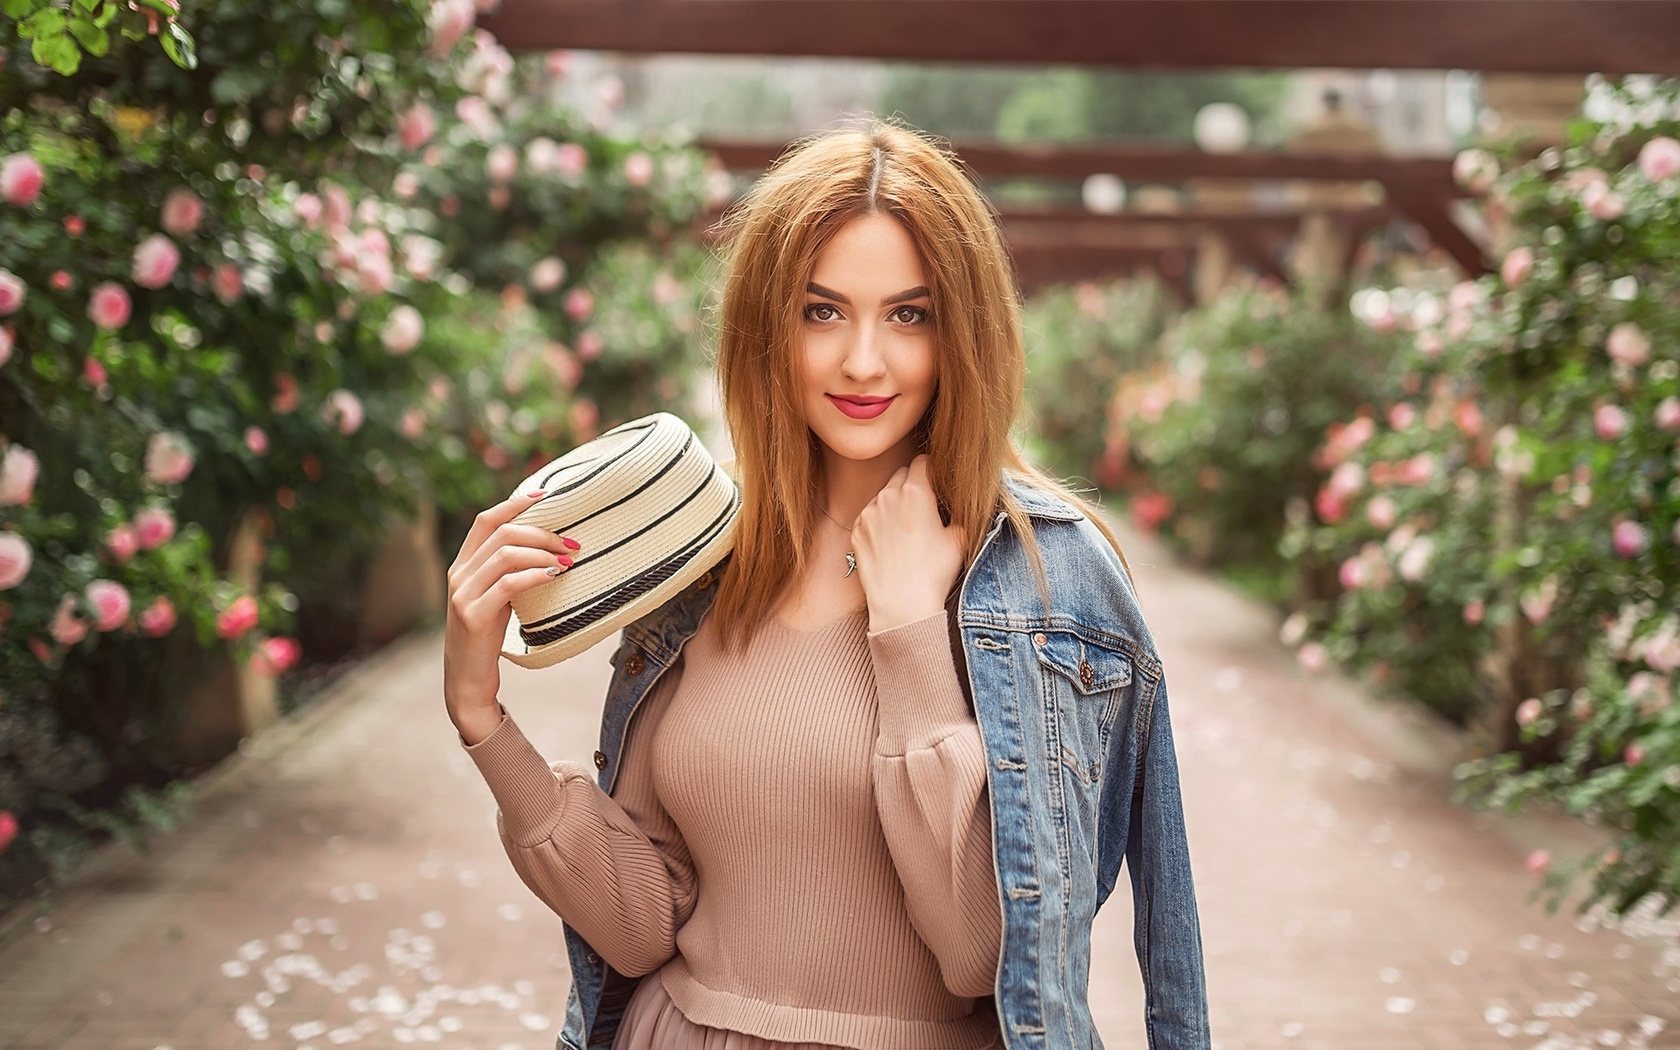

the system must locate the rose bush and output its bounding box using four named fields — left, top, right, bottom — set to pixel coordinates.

left=0, top=1, right=713, bottom=908
left=1283, top=77, right=1680, bottom=916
